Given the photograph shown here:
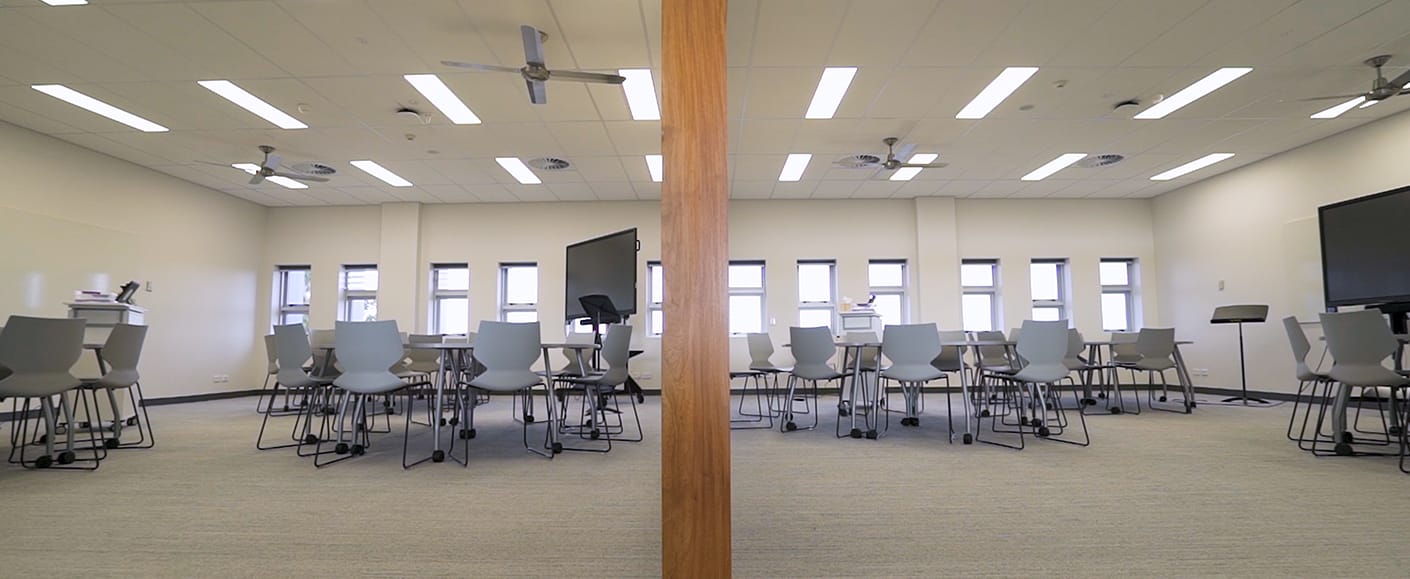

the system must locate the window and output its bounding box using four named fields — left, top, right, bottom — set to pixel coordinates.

left=340, top=265, right=378, bottom=322
left=1100, top=258, right=1138, bottom=331
left=647, top=261, right=664, bottom=336
left=1030, top=259, right=1069, bottom=323
left=961, top=259, right=1000, bottom=332
left=868, top=260, right=907, bottom=327
left=430, top=263, right=469, bottom=335
left=728, top=261, right=766, bottom=334
left=274, top=265, right=310, bottom=327
left=499, top=263, right=538, bottom=322
left=797, top=260, right=836, bottom=330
